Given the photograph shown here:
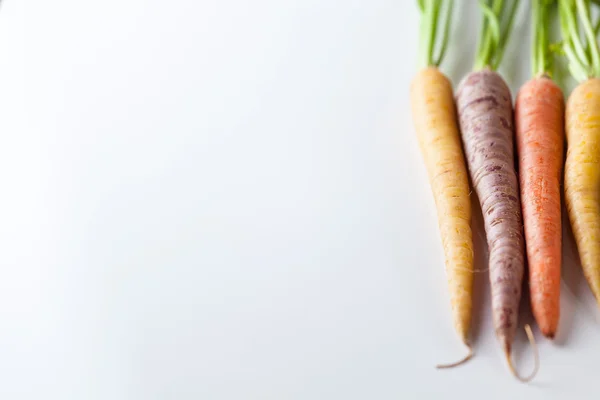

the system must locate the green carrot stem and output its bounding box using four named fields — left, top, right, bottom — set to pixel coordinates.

left=474, top=0, right=520, bottom=70
left=417, top=0, right=455, bottom=68
left=493, top=0, right=520, bottom=69
left=434, top=0, right=455, bottom=66
left=576, top=0, right=600, bottom=75
left=561, top=0, right=589, bottom=66
left=559, top=0, right=600, bottom=80
left=532, top=0, right=553, bottom=76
